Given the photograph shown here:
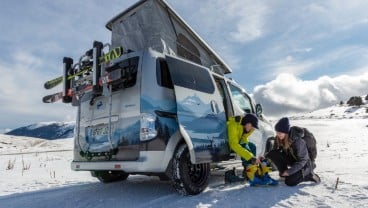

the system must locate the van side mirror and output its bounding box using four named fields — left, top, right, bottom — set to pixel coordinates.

left=255, top=104, right=263, bottom=116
